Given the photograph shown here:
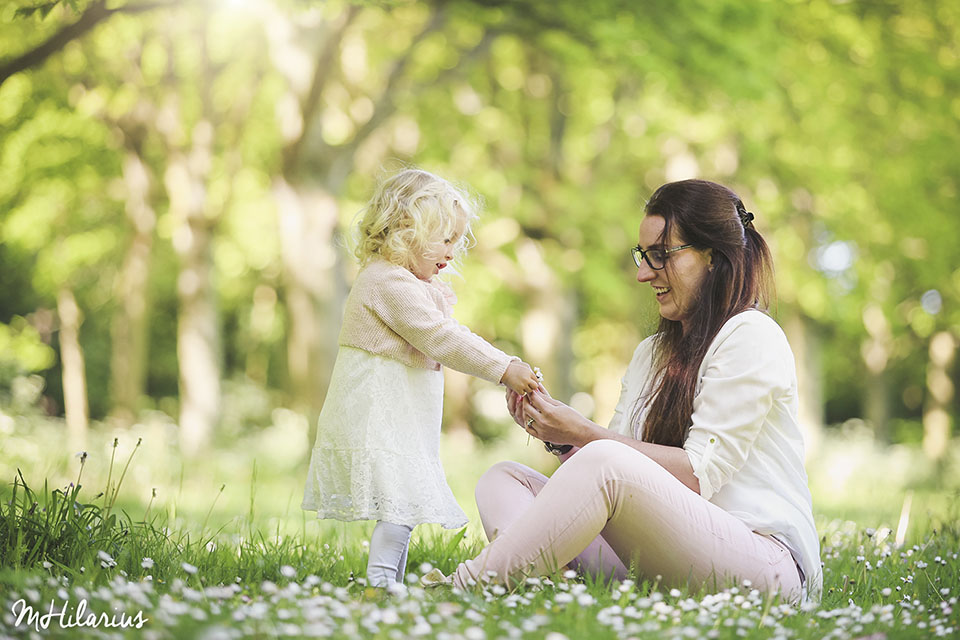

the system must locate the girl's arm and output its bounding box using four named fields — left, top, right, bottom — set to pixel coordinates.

left=368, top=264, right=523, bottom=385
left=521, top=390, right=700, bottom=493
